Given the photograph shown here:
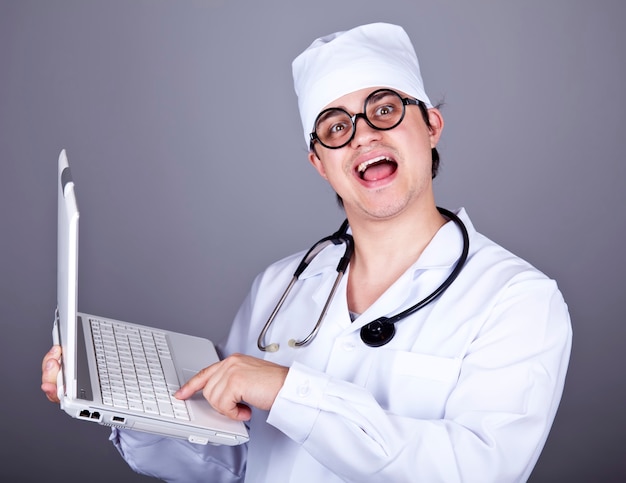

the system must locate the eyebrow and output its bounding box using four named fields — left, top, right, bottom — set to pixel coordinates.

left=316, top=108, right=348, bottom=124
left=319, top=89, right=400, bottom=119
left=366, top=90, right=395, bottom=104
